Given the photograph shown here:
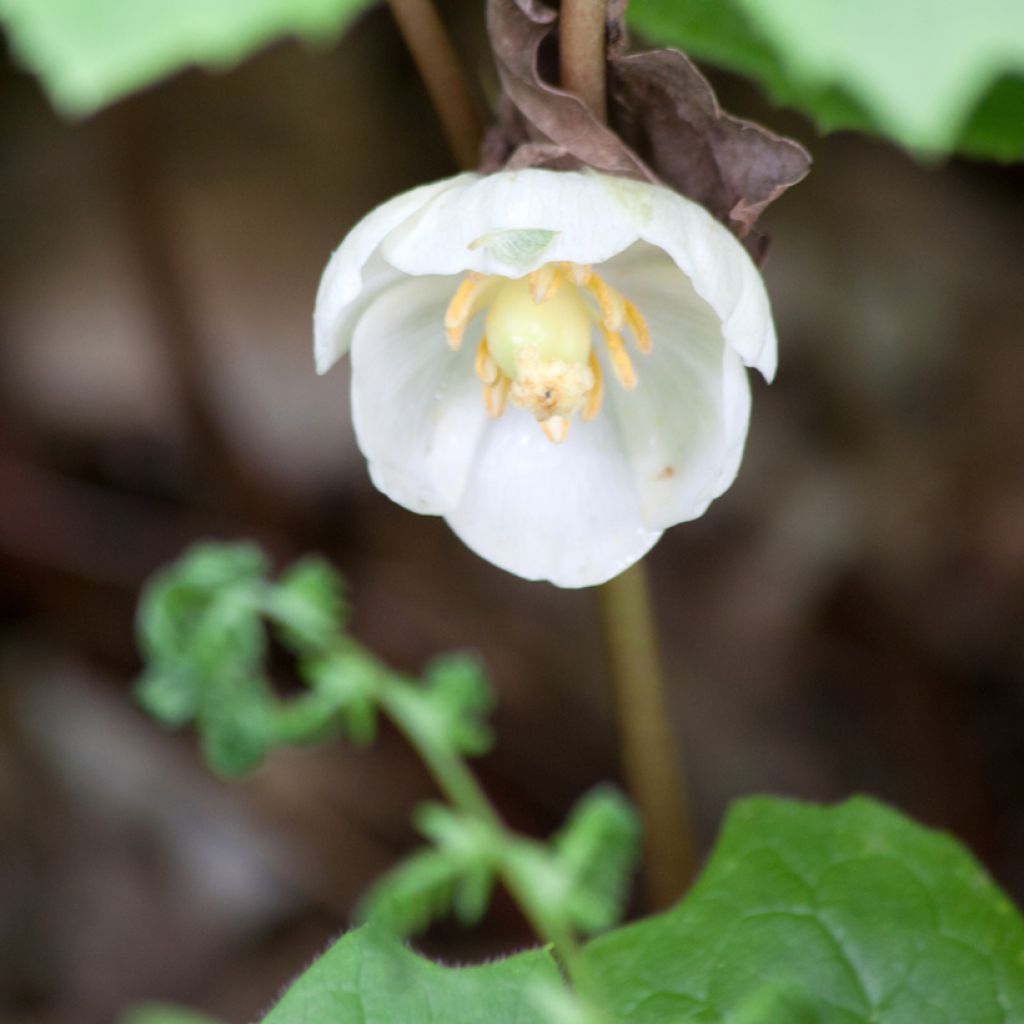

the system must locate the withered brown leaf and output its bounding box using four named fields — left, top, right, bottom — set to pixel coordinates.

left=484, top=0, right=810, bottom=261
